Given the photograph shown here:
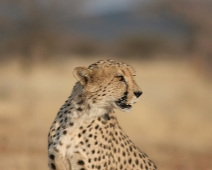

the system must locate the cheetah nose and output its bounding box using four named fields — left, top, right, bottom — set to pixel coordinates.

left=134, top=91, right=142, bottom=98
